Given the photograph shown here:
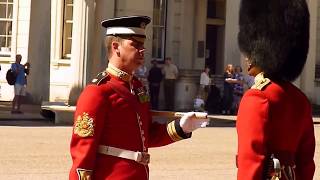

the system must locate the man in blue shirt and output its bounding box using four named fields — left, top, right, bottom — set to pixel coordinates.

left=11, top=54, right=30, bottom=114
